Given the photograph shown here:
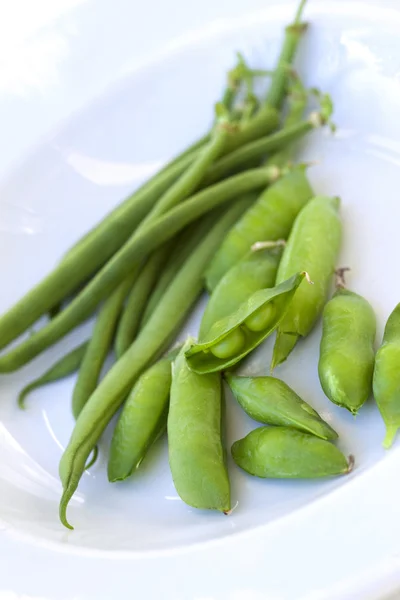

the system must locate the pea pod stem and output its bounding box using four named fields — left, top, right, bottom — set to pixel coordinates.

left=251, top=239, right=286, bottom=252
left=58, top=200, right=253, bottom=529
